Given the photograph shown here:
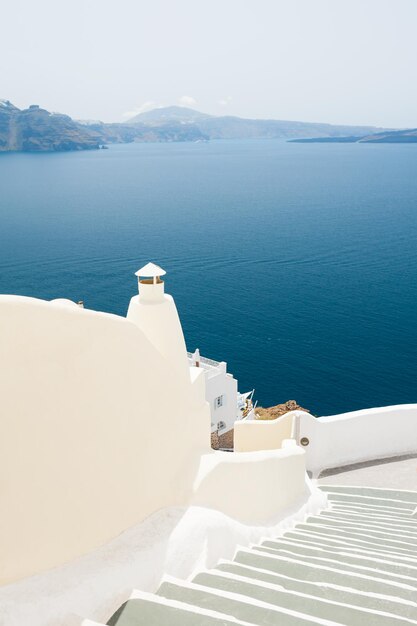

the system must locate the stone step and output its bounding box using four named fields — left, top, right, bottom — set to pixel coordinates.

left=190, top=570, right=417, bottom=625
left=319, top=510, right=417, bottom=528
left=260, top=539, right=417, bottom=580
left=313, top=514, right=417, bottom=536
left=285, top=528, right=417, bottom=562
left=279, top=532, right=417, bottom=567
left=320, top=486, right=417, bottom=505
left=293, top=523, right=417, bottom=554
left=255, top=545, right=417, bottom=587
left=233, top=549, right=417, bottom=601
left=294, top=522, right=417, bottom=555
left=214, top=562, right=417, bottom=620
left=106, top=589, right=253, bottom=626
left=328, top=503, right=416, bottom=518
left=326, top=509, right=417, bottom=528
left=306, top=520, right=417, bottom=544
left=325, top=493, right=416, bottom=511
left=157, top=577, right=347, bottom=626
